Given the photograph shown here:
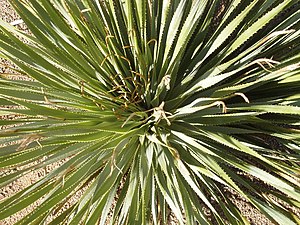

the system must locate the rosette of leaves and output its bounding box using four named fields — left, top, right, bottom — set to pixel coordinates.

left=0, top=0, right=300, bottom=224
